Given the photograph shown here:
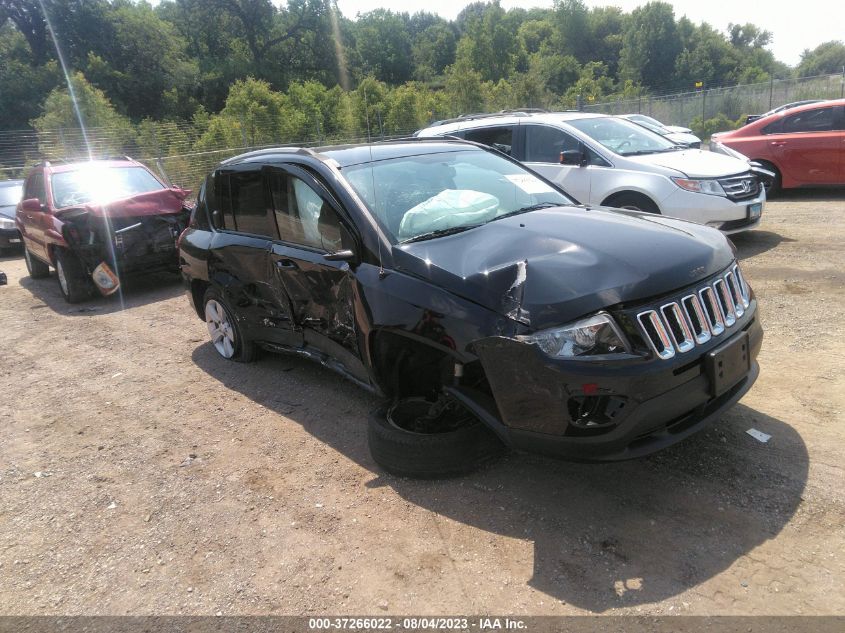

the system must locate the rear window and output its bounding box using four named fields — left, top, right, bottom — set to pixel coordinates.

left=781, top=107, right=834, bottom=133
left=0, top=184, right=22, bottom=206
left=51, top=166, right=165, bottom=208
